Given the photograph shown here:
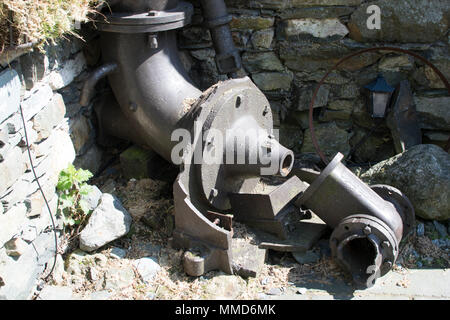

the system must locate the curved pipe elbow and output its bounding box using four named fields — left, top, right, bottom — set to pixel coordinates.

left=80, top=63, right=118, bottom=107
